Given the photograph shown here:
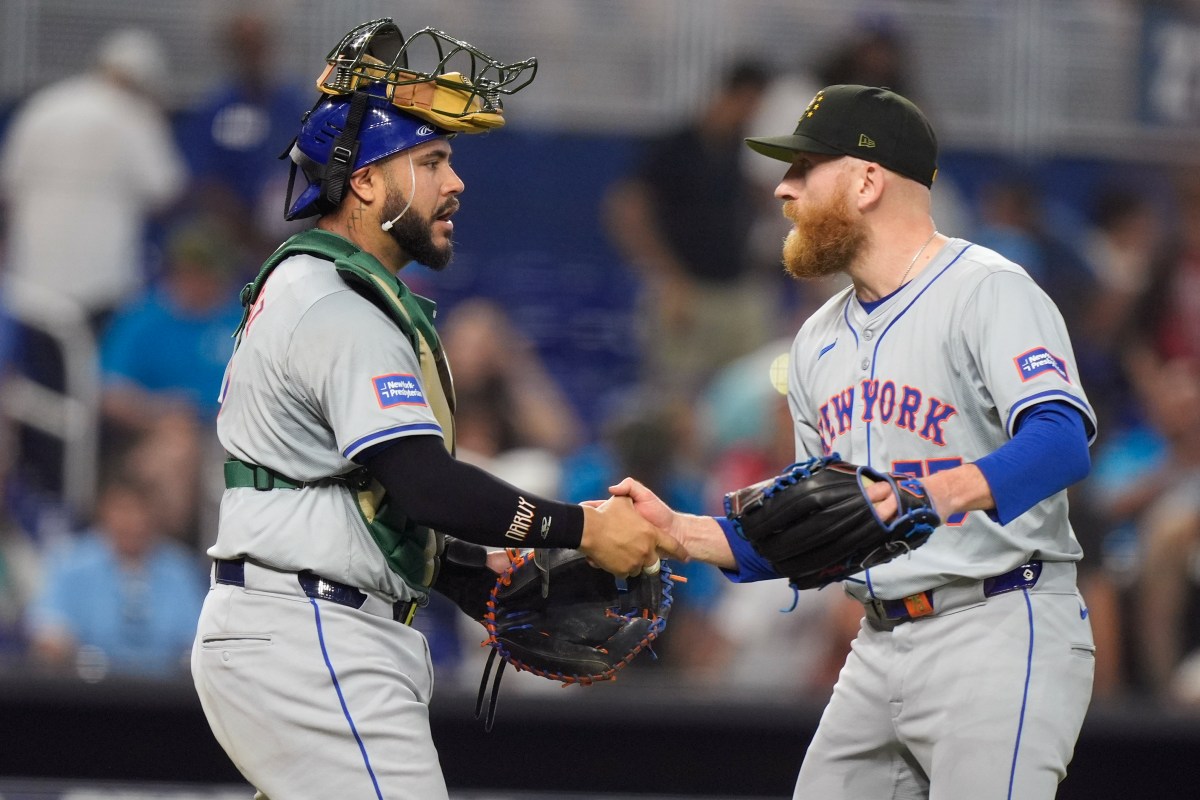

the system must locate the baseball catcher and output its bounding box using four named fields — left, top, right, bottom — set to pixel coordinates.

left=193, top=16, right=686, bottom=799
left=724, top=454, right=940, bottom=590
